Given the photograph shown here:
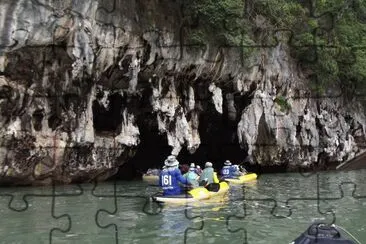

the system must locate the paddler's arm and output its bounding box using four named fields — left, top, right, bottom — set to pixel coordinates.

left=231, top=166, right=241, bottom=176
left=176, top=169, right=190, bottom=185
left=234, top=171, right=241, bottom=176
